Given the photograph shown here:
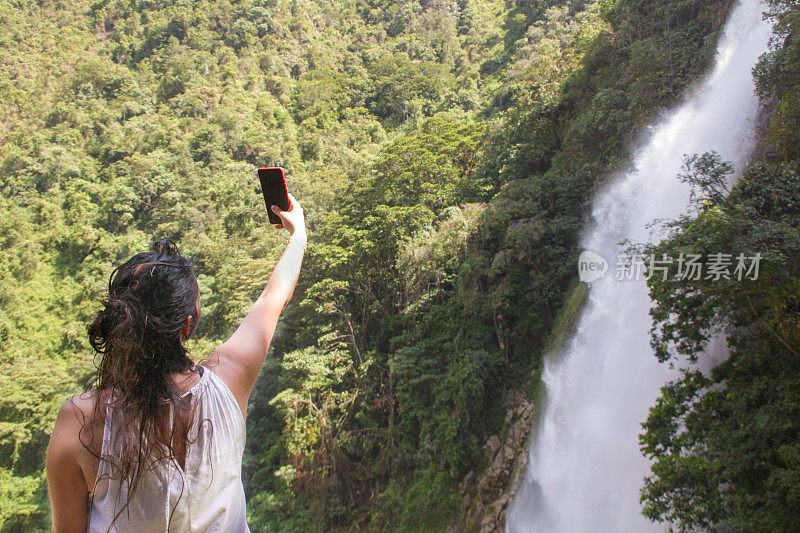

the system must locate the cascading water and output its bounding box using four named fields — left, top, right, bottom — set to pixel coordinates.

left=506, top=1, right=775, bottom=531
